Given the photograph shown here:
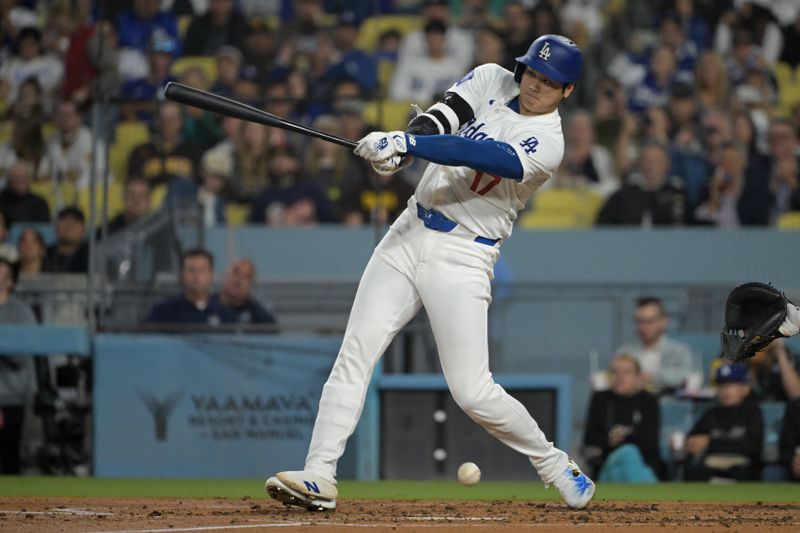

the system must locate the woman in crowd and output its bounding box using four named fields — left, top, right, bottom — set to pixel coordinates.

left=16, top=227, right=46, bottom=276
